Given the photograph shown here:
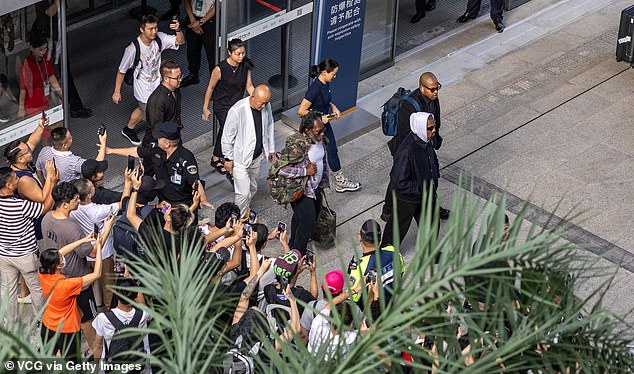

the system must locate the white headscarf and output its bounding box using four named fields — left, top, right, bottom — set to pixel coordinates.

left=410, top=112, right=434, bottom=142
